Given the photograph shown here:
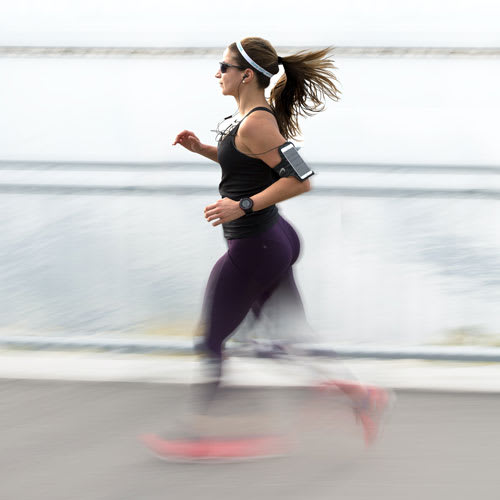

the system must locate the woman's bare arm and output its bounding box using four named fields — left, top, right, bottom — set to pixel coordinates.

left=236, top=113, right=311, bottom=209
left=204, top=112, right=311, bottom=226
